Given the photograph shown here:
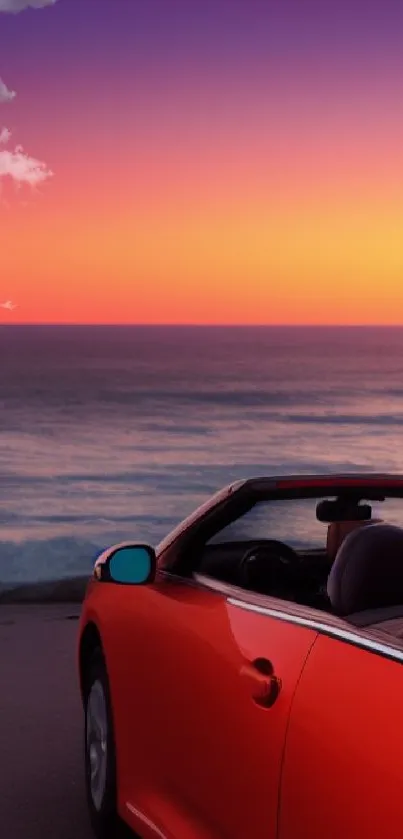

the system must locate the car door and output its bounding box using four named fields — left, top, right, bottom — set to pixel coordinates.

left=278, top=629, right=403, bottom=839
left=113, top=578, right=317, bottom=839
